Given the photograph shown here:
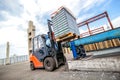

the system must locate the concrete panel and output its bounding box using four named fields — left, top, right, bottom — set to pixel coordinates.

left=65, top=47, right=120, bottom=71
left=68, top=56, right=120, bottom=71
